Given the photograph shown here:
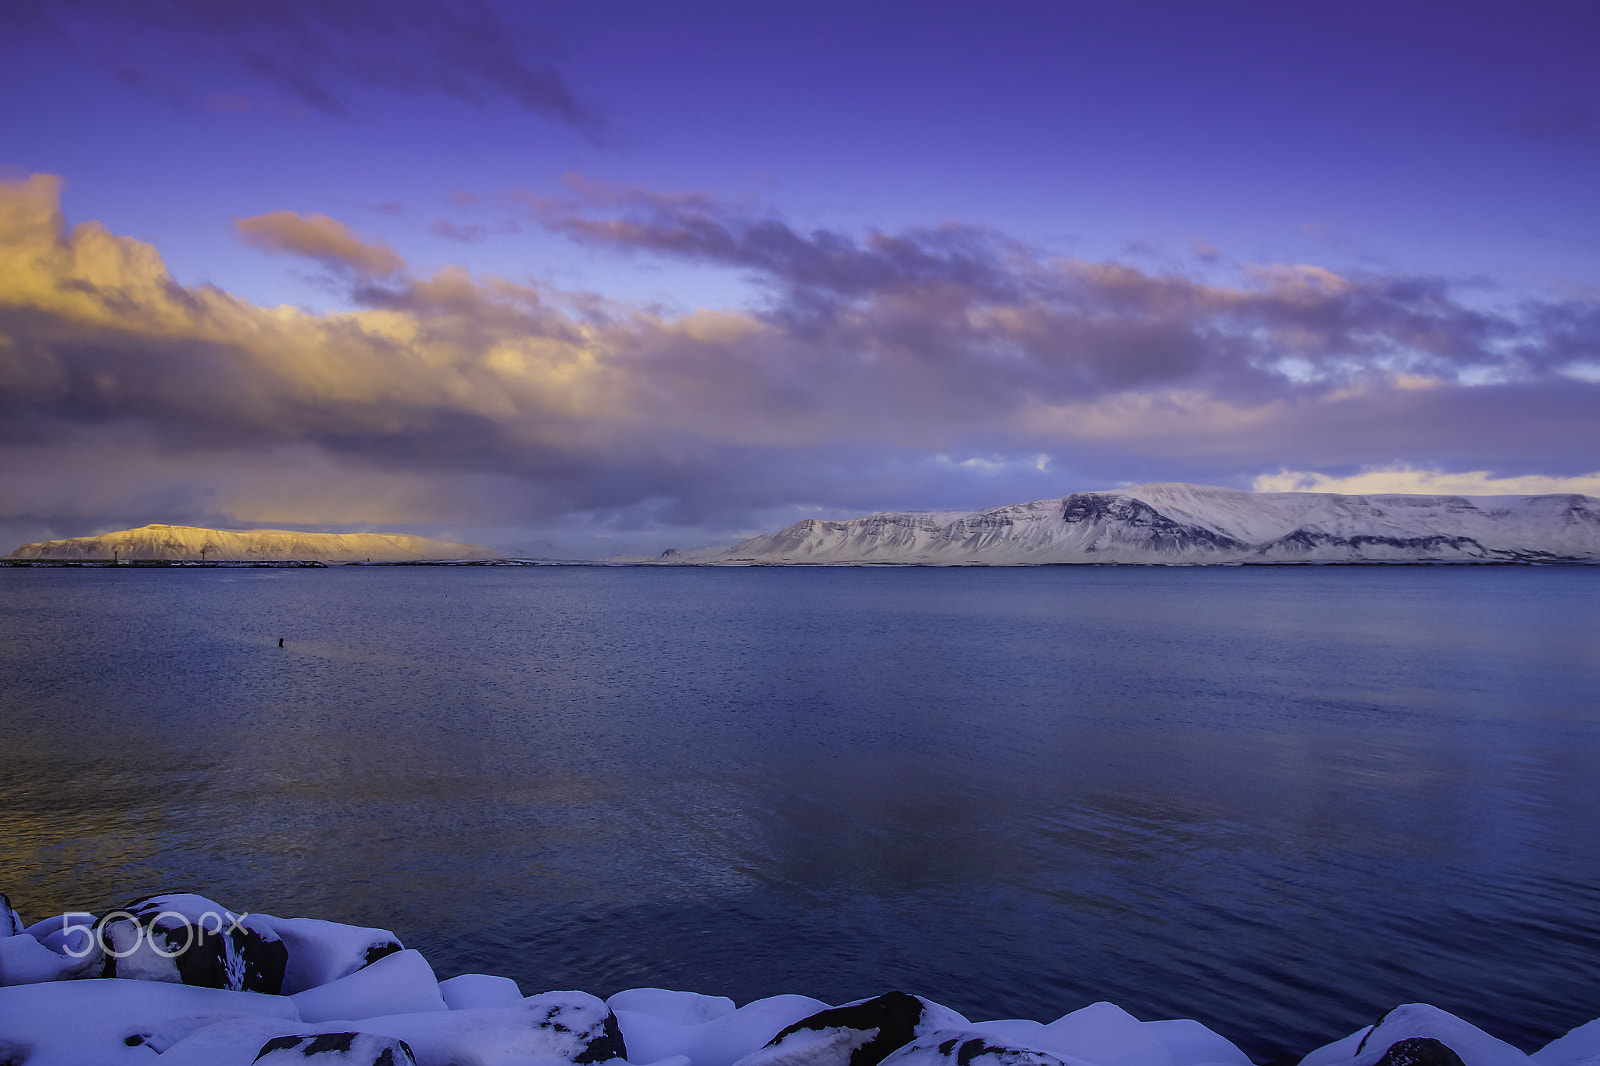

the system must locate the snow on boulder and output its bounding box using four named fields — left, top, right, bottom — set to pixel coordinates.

left=1300, top=1027, right=1378, bottom=1066
left=613, top=993, right=829, bottom=1066
left=1532, top=1019, right=1600, bottom=1066
left=355, top=989, right=627, bottom=1066
left=878, top=1031, right=1084, bottom=1066
left=734, top=991, right=972, bottom=1066
left=156, top=1016, right=314, bottom=1066
left=292, top=949, right=447, bottom=1023
left=1353, top=1006, right=1528, bottom=1066
left=0, top=933, right=85, bottom=985
left=440, top=973, right=525, bottom=1011
left=1, top=893, right=22, bottom=937
left=1030, top=1002, right=1175, bottom=1066
left=254, top=1031, right=419, bottom=1065
left=968, top=1021, right=1050, bottom=1046
left=262, top=915, right=404, bottom=994
left=1139, top=1019, right=1252, bottom=1066
left=1301, top=1005, right=1529, bottom=1066
left=97, top=894, right=287, bottom=994
left=0, top=976, right=299, bottom=1065
left=607, top=987, right=738, bottom=1026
